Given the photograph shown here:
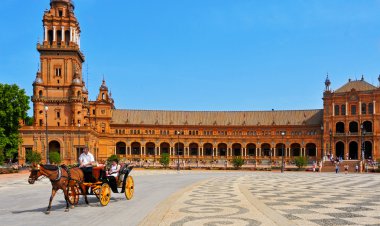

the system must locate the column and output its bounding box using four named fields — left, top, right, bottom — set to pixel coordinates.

left=273, top=148, right=276, bottom=157
left=61, top=26, right=65, bottom=42
left=243, top=148, right=247, bottom=157
left=258, top=148, right=261, bottom=157
left=332, top=103, right=335, bottom=116
left=53, top=26, right=56, bottom=42
left=346, top=102, right=348, bottom=115
left=157, top=146, right=160, bottom=156
left=44, top=26, right=48, bottom=42
left=215, top=148, right=218, bottom=157
left=200, top=147, right=203, bottom=156
left=373, top=101, right=376, bottom=114
left=359, top=101, right=362, bottom=115
left=255, top=148, right=258, bottom=157
left=70, top=27, right=73, bottom=42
